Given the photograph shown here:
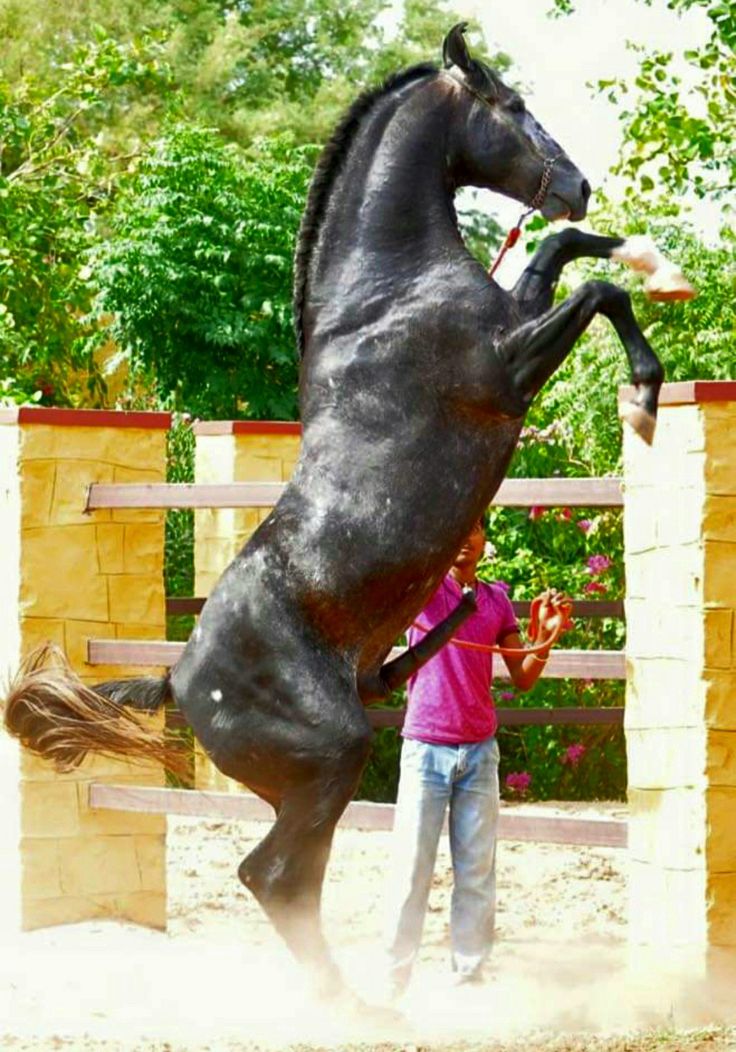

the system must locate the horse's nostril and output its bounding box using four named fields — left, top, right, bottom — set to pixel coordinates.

left=581, top=179, right=592, bottom=202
